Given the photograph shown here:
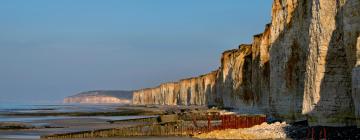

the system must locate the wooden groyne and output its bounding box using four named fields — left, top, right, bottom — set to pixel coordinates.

left=41, top=114, right=266, bottom=139
left=107, top=116, right=159, bottom=124
left=42, top=123, right=192, bottom=139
